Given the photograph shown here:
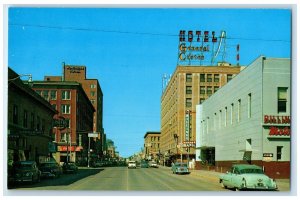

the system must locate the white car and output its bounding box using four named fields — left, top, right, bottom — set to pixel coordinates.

left=149, top=161, right=158, bottom=168
left=128, top=161, right=137, bottom=169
